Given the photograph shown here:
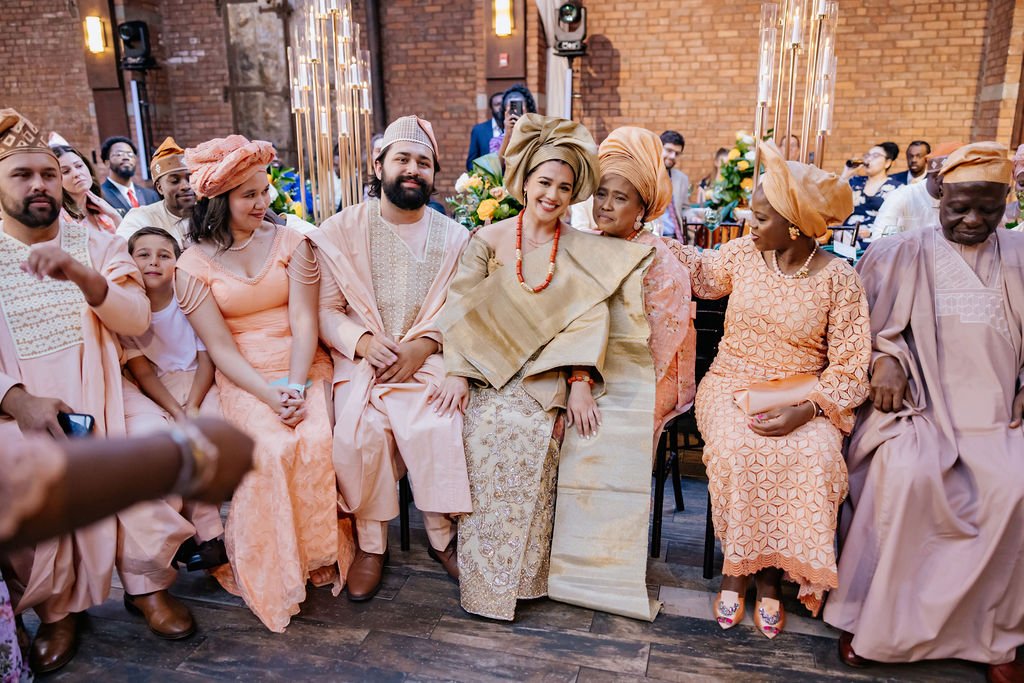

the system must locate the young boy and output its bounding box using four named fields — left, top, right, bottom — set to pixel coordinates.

left=120, top=226, right=225, bottom=569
